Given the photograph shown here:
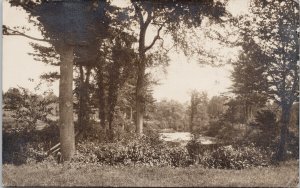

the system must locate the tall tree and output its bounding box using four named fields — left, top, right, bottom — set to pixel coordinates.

left=189, top=90, right=209, bottom=132
left=74, top=64, right=92, bottom=135
left=3, top=88, right=23, bottom=110
left=207, top=96, right=227, bottom=119
left=231, top=37, right=269, bottom=122
left=5, top=0, right=110, bottom=161
left=129, top=0, right=227, bottom=134
left=232, top=0, right=299, bottom=160
left=106, top=32, right=136, bottom=138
